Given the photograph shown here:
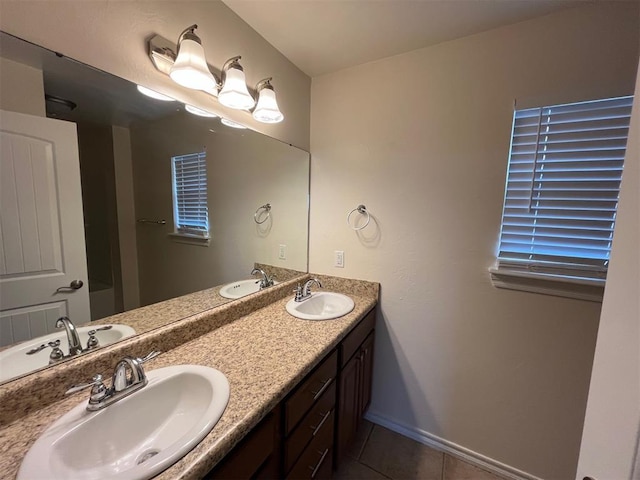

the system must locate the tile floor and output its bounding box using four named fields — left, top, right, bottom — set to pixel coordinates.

left=334, top=421, right=508, bottom=480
